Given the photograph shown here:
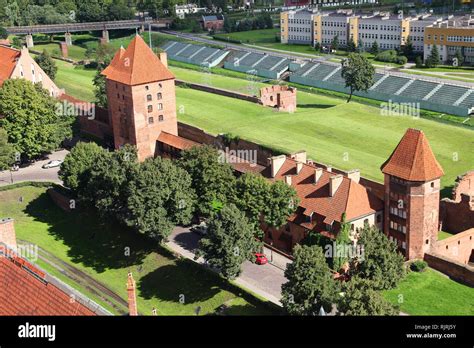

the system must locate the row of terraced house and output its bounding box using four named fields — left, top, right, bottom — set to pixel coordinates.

left=280, top=8, right=474, bottom=65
